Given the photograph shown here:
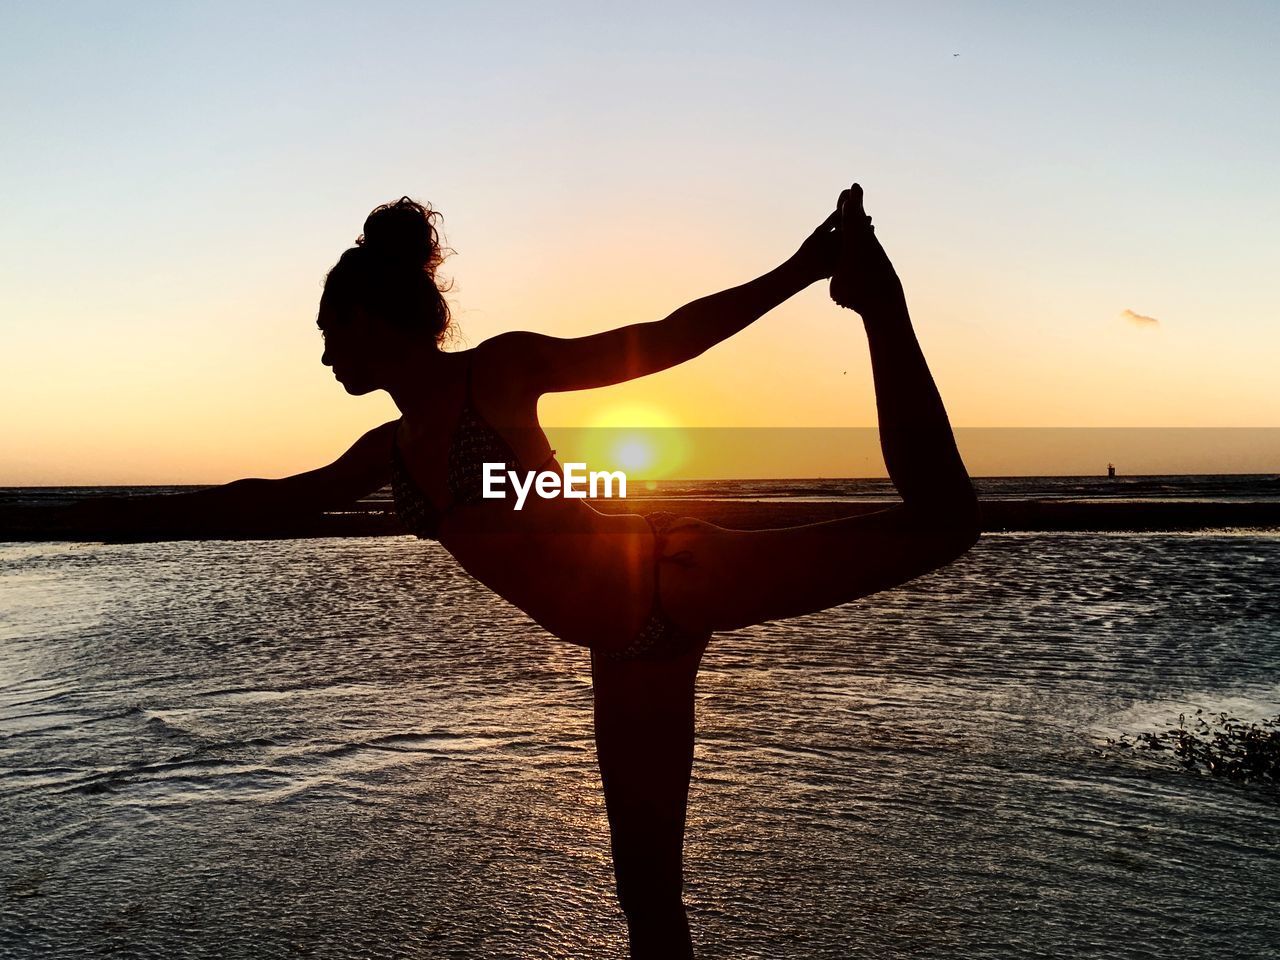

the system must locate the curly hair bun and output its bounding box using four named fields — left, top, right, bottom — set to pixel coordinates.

left=358, top=197, right=440, bottom=272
